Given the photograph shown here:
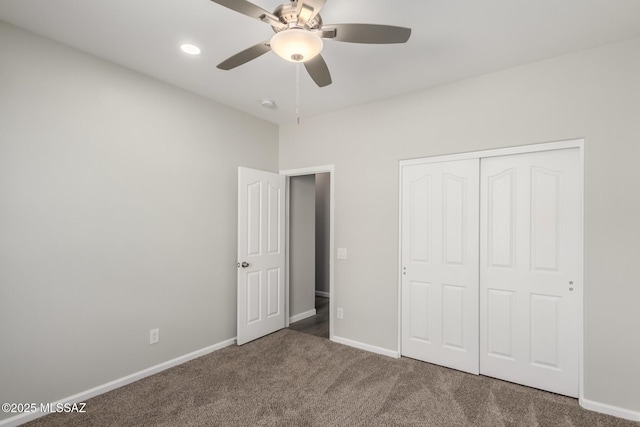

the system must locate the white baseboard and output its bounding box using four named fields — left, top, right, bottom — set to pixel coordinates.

left=289, top=309, right=316, bottom=324
left=0, top=337, right=237, bottom=427
left=580, top=398, right=640, bottom=422
left=315, top=291, right=330, bottom=298
left=332, top=335, right=400, bottom=359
